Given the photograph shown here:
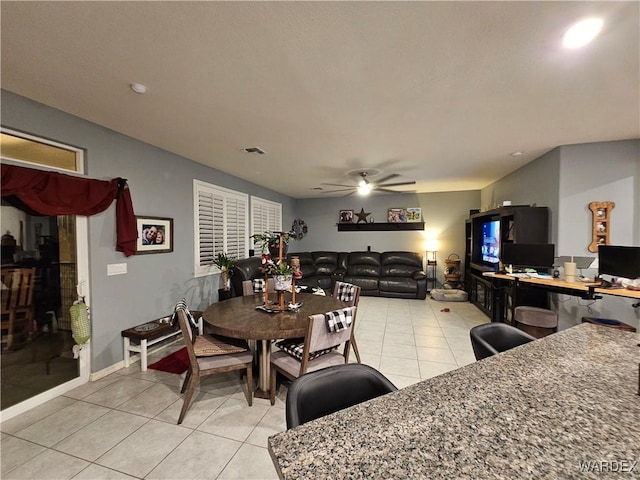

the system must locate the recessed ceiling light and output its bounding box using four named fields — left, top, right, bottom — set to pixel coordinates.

left=563, top=18, right=603, bottom=49
left=511, top=151, right=524, bottom=157
left=130, top=83, right=147, bottom=94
